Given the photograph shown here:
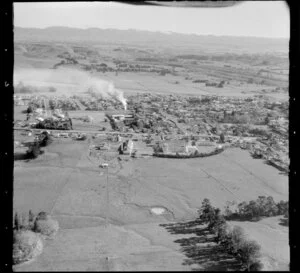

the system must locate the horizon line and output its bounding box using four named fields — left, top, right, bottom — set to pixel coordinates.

left=14, top=25, right=289, bottom=40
